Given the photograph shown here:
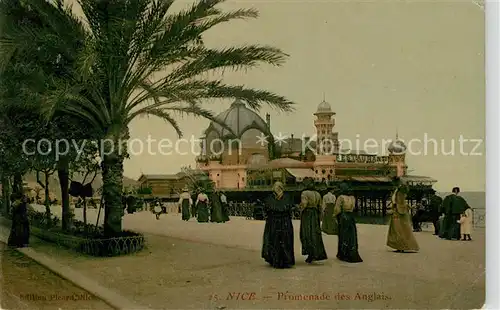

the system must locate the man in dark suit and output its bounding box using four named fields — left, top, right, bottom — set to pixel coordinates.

left=429, top=191, right=443, bottom=235
left=441, top=187, right=469, bottom=240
